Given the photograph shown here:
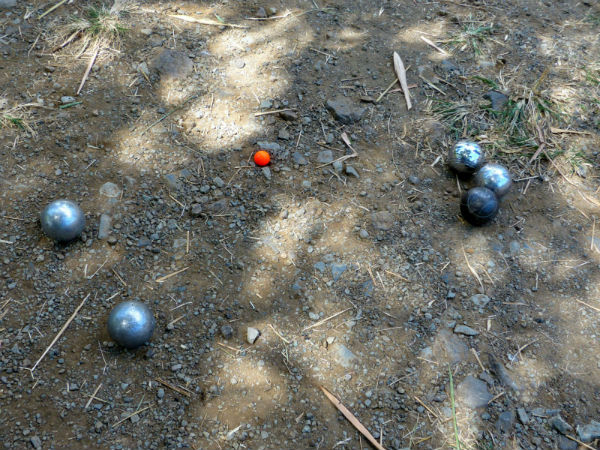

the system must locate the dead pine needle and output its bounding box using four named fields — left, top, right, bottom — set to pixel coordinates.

left=155, top=377, right=192, bottom=397
left=462, top=245, right=484, bottom=291
left=112, top=405, right=153, bottom=428
left=85, top=383, right=103, bottom=409
left=414, top=396, right=439, bottom=419
left=38, top=0, right=67, bottom=20
left=302, top=308, right=352, bottom=332
left=169, top=14, right=249, bottom=29
left=29, top=293, right=91, bottom=373
left=156, top=266, right=189, bottom=283
left=320, top=386, right=388, bottom=450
